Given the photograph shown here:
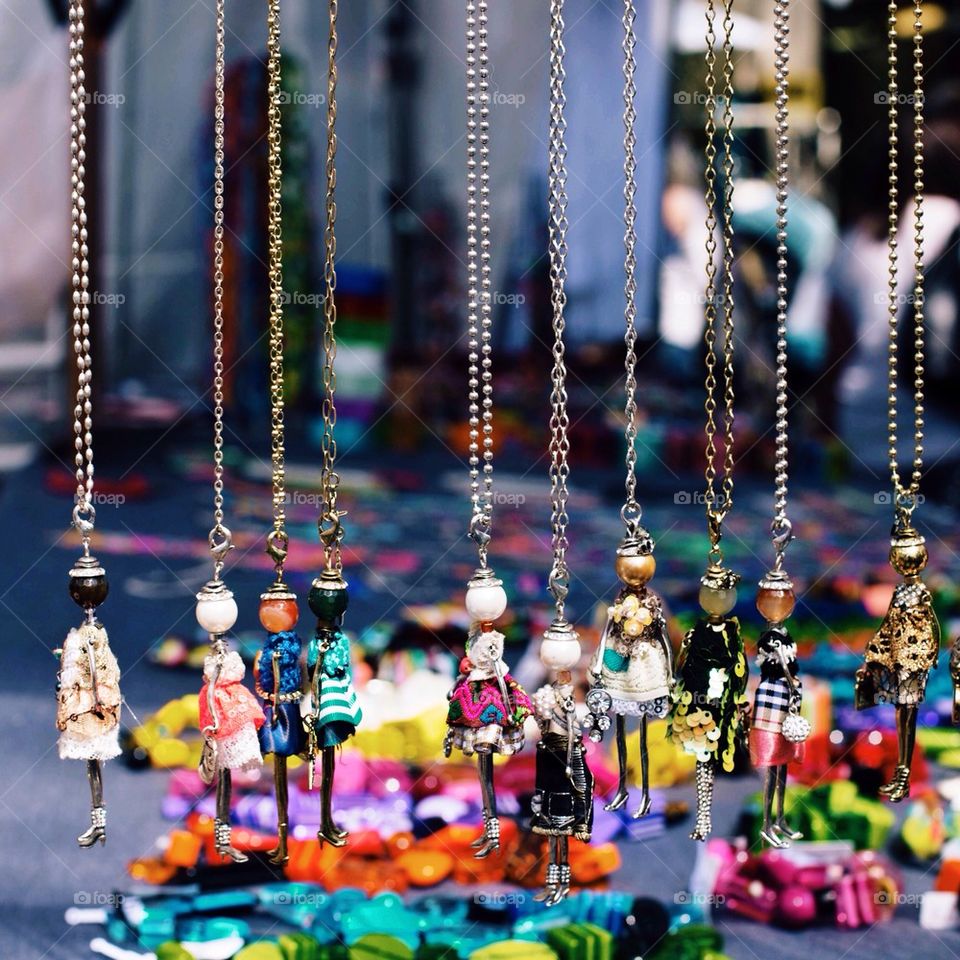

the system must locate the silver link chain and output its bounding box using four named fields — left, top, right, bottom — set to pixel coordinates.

left=547, top=0, right=572, bottom=617
left=465, top=0, right=495, bottom=567
left=69, top=0, right=96, bottom=544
